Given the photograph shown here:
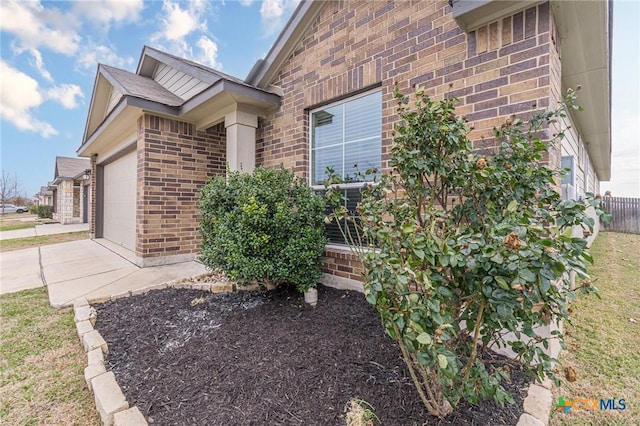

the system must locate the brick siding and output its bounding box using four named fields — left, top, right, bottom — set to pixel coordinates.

left=136, top=114, right=226, bottom=261
left=257, top=0, right=562, bottom=283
